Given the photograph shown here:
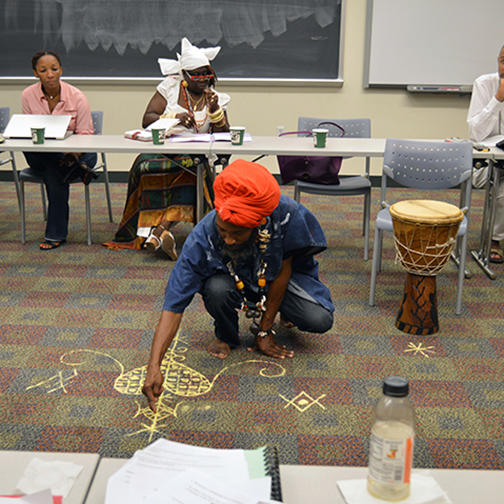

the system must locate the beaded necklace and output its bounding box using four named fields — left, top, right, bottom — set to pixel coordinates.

left=181, top=86, right=208, bottom=132
left=225, top=224, right=271, bottom=321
